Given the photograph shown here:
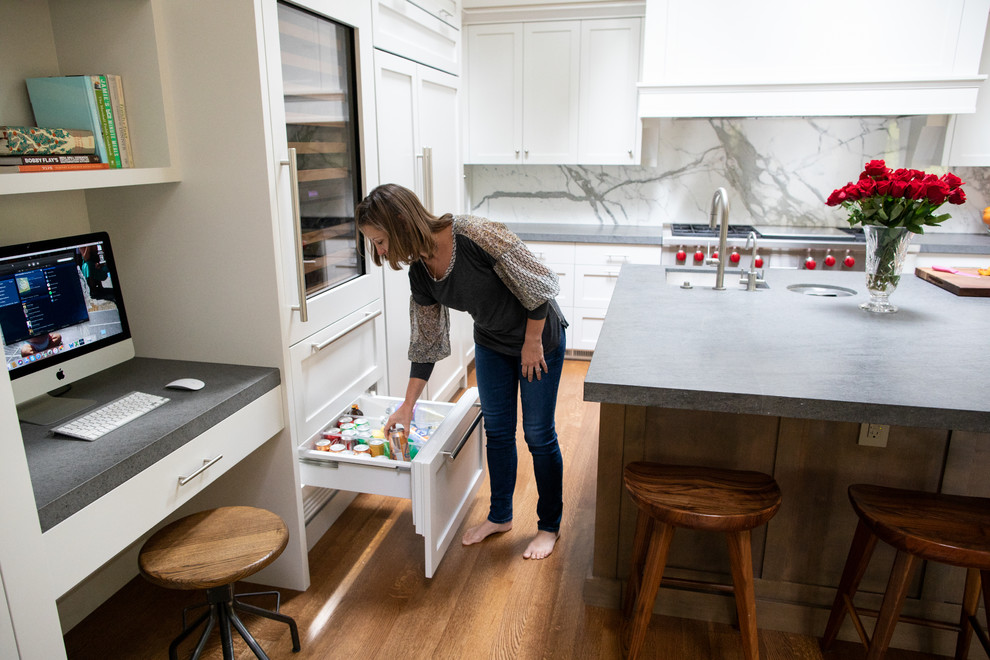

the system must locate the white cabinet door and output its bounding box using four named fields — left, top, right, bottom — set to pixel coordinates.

left=465, top=23, right=523, bottom=163
left=298, top=388, right=484, bottom=577
left=373, top=0, right=461, bottom=74
left=375, top=50, right=466, bottom=400
left=522, top=21, right=580, bottom=164
left=578, top=18, right=642, bottom=164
